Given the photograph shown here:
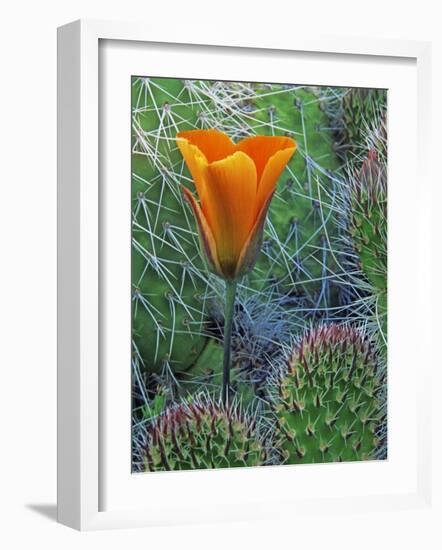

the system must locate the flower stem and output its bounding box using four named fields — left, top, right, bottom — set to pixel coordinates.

left=222, top=280, right=238, bottom=406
